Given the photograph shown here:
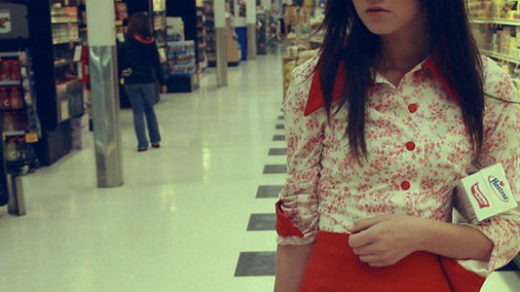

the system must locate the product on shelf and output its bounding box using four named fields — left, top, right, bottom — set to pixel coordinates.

left=468, top=0, right=520, bottom=99
left=203, top=0, right=216, bottom=64
left=166, top=17, right=197, bottom=76
left=467, top=0, right=520, bottom=20
left=0, top=59, right=21, bottom=81
left=9, top=87, right=23, bottom=110
left=167, top=17, right=185, bottom=42
left=257, top=12, right=267, bottom=54
left=153, top=0, right=168, bottom=64
left=167, top=41, right=197, bottom=75
left=0, top=87, right=9, bottom=109
left=196, top=5, right=208, bottom=71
